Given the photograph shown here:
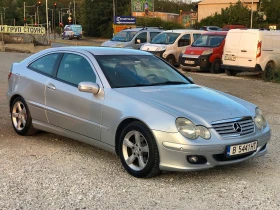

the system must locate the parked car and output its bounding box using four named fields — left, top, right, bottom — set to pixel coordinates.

left=222, top=24, right=246, bottom=31
left=101, top=27, right=163, bottom=49
left=140, top=30, right=203, bottom=66
left=62, top=24, right=83, bottom=40
left=222, top=29, right=280, bottom=76
left=180, top=31, right=228, bottom=73
left=199, top=26, right=221, bottom=31
left=7, top=47, right=270, bottom=178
